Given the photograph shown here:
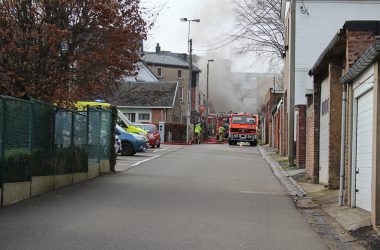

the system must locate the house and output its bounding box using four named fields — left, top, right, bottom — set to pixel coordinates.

left=107, top=81, right=180, bottom=124
left=142, top=43, right=201, bottom=123
left=280, top=0, right=380, bottom=167
left=339, top=36, right=380, bottom=225
left=123, top=62, right=158, bottom=82
left=307, top=21, right=380, bottom=189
